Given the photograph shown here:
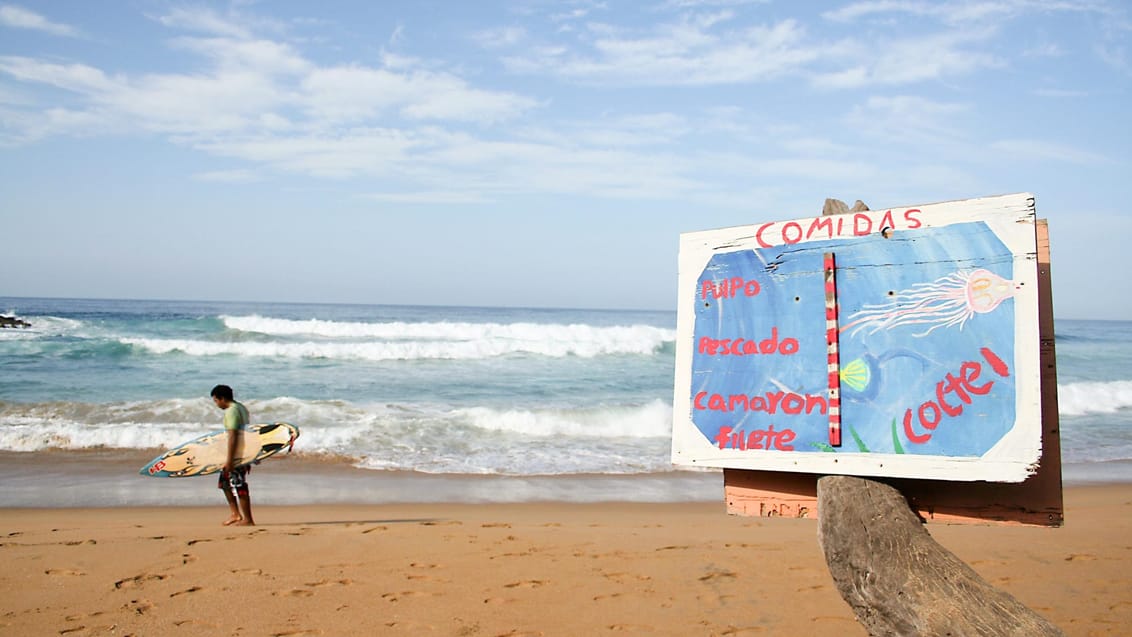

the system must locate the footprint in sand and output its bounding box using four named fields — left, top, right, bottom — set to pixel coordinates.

left=64, top=612, right=103, bottom=622
left=231, top=568, right=263, bottom=575
left=1065, top=553, right=1097, bottom=561
left=608, top=625, right=653, bottom=632
left=407, top=573, right=450, bottom=583
left=795, top=584, right=825, bottom=592
left=699, top=570, right=737, bottom=581
left=504, top=580, right=545, bottom=589
left=279, top=589, right=315, bottom=598
left=362, top=525, right=388, bottom=534
left=385, top=621, right=435, bottom=631
left=45, top=568, right=86, bottom=576
left=697, top=593, right=736, bottom=606
left=170, top=586, right=203, bottom=597
left=602, top=572, right=651, bottom=583
left=124, top=599, right=154, bottom=615
left=719, top=626, right=767, bottom=635
left=173, top=619, right=218, bottom=629
left=305, top=579, right=352, bottom=588
left=114, top=573, right=168, bottom=590
left=482, top=522, right=511, bottom=528
left=494, top=630, right=544, bottom=637
left=381, top=590, right=434, bottom=602
left=272, top=630, right=321, bottom=636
